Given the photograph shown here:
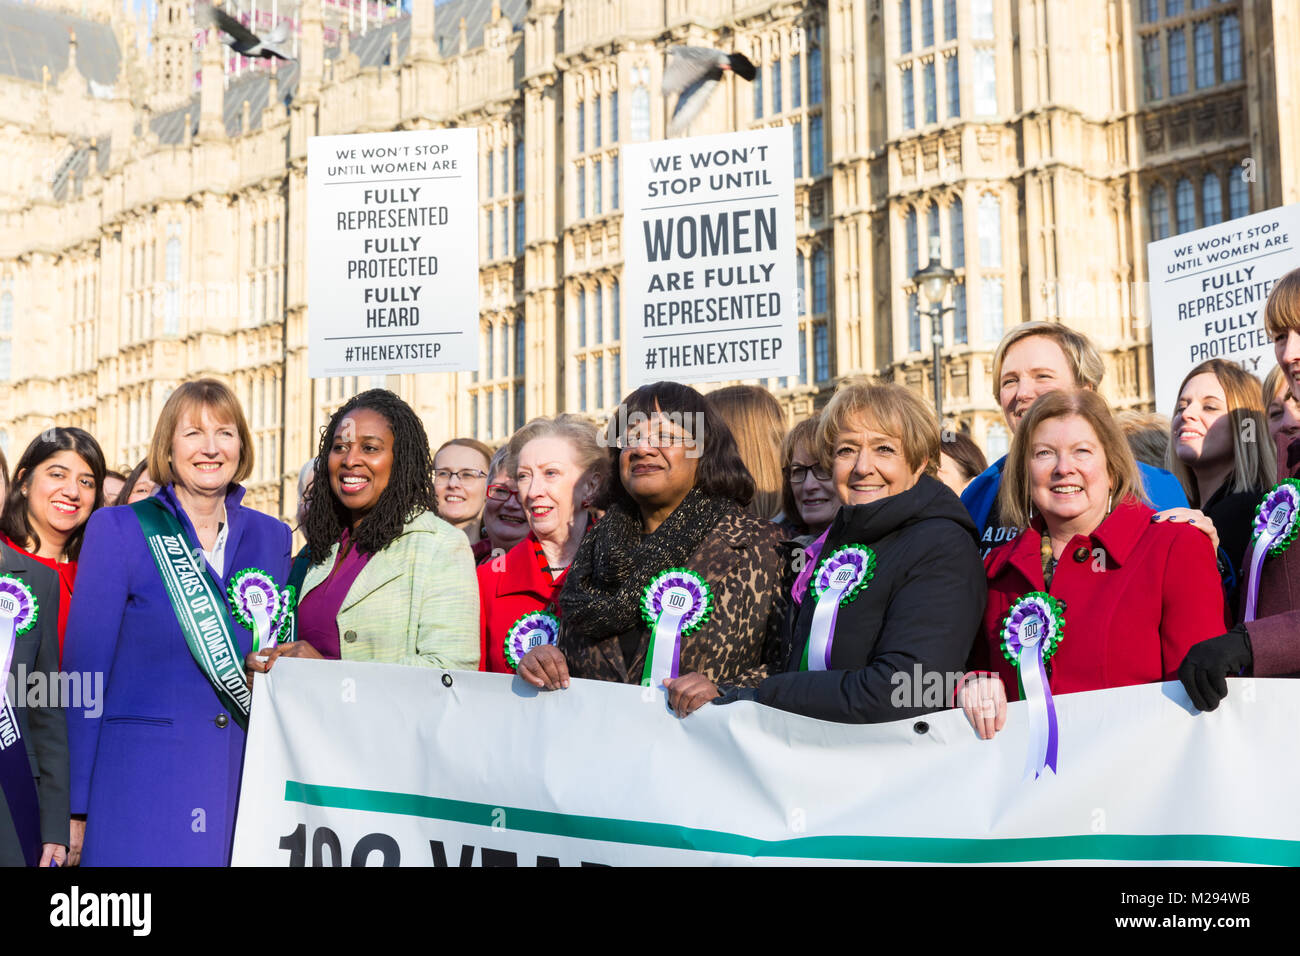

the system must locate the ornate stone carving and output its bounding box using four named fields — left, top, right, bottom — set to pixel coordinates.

left=942, top=129, right=962, bottom=170
left=1168, top=109, right=1190, bottom=147
left=899, top=144, right=916, bottom=178
left=1195, top=104, right=1217, bottom=141
left=1221, top=96, right=1244, bottom=134
left=921, top=138, right=939, bottom=171
left=1143, top=116, right=1163, bottom=152
left=976, top=128, right=999, bottom=163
